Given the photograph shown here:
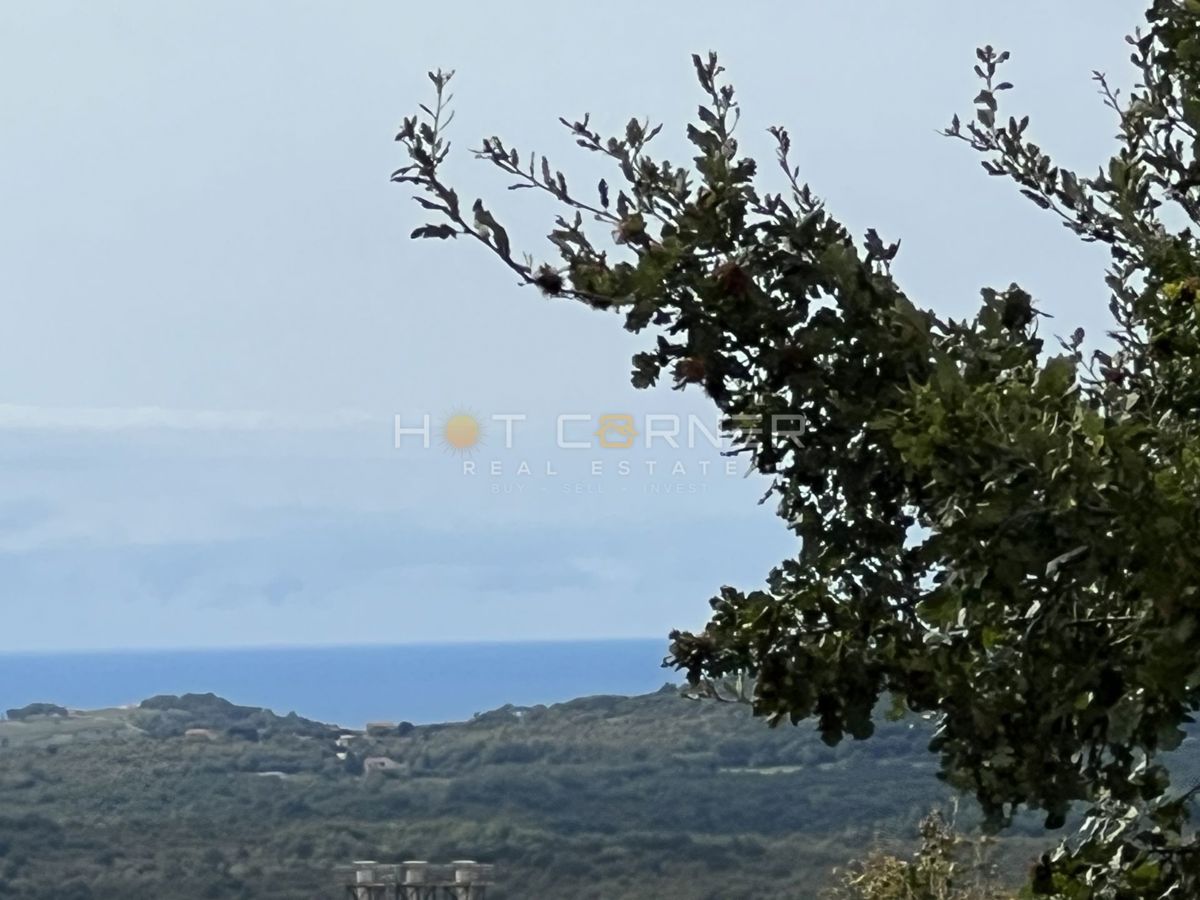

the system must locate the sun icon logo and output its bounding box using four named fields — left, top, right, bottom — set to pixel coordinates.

left=439, top=410, right=483, bottom=454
